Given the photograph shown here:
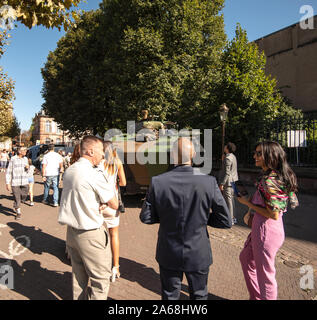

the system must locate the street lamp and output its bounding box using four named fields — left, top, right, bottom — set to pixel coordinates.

left=219, top=103, right=229, bottom=162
